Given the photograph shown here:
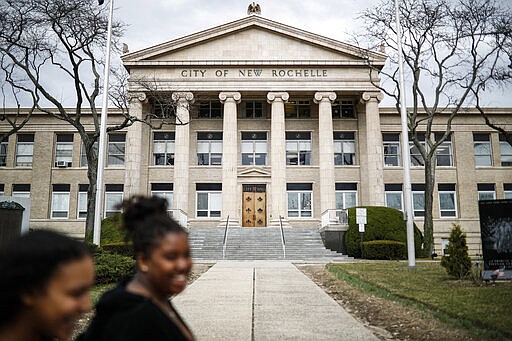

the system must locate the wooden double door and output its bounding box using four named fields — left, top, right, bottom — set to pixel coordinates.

left=242, top=184, right=266, bottom=227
